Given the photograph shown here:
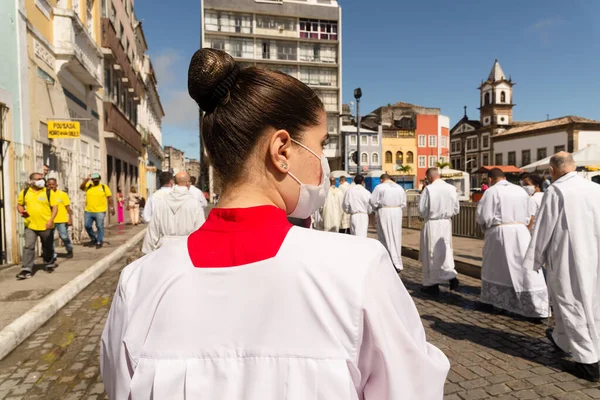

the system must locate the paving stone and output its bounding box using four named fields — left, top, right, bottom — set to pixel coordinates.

left=533, top=383, right=564, bottom=397
left=582, top=388, right=600, bottom=399
left=458, top=388, right=488, bottom=400
left=485, top=383, right=511, bottom=396
left=511, top=389, right=538, bottom=399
